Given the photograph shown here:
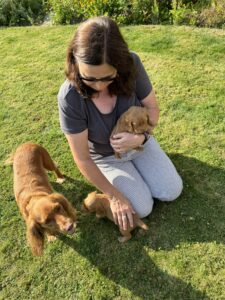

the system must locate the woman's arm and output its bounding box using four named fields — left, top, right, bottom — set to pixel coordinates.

left=65, top=130, right=135, bottom=229
left=141, top=89, right=160, bottom=129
